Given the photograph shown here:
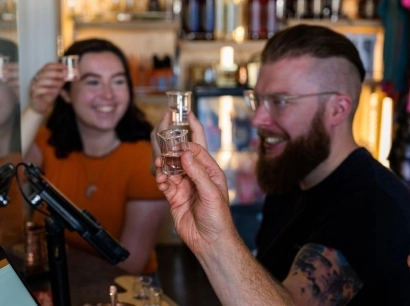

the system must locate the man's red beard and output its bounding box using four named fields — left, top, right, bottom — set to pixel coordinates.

left=256, top=109, right=330, bottom=195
